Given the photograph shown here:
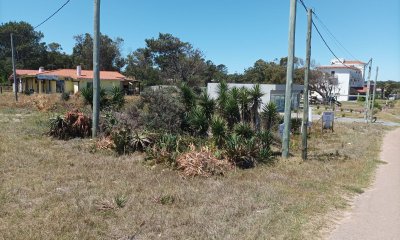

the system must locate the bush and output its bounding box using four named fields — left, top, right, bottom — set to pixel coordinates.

left=111, top=128, right=152, bottom=155
left=80, top=86, right=108, bottom=109
left=210, top=116, right=227, bottom=148
left=140, top=88, right=185, bottom=134
left=187, top=106, right=209, bottom=137
left=60, top=92, right=70, bottom=101
left=357, top=96, right=366, bottom=102
left=109, top=86, right=125, bottom=110
left=290, top=118, right=302, bottom=134
left=49, top=109, right=92, bottom=140
left=233, top=122, right=254, bottom=139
